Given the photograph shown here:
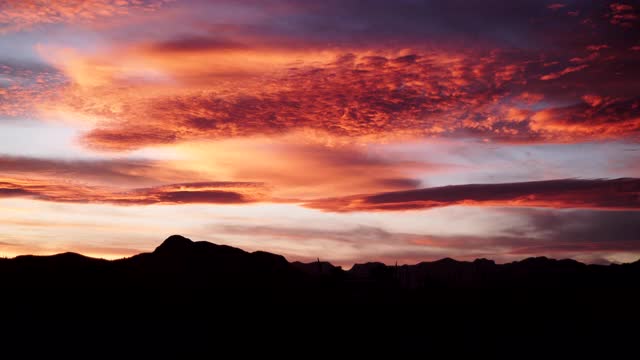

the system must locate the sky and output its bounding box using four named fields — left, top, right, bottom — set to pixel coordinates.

left=0, top=0, right=639, bottom=266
